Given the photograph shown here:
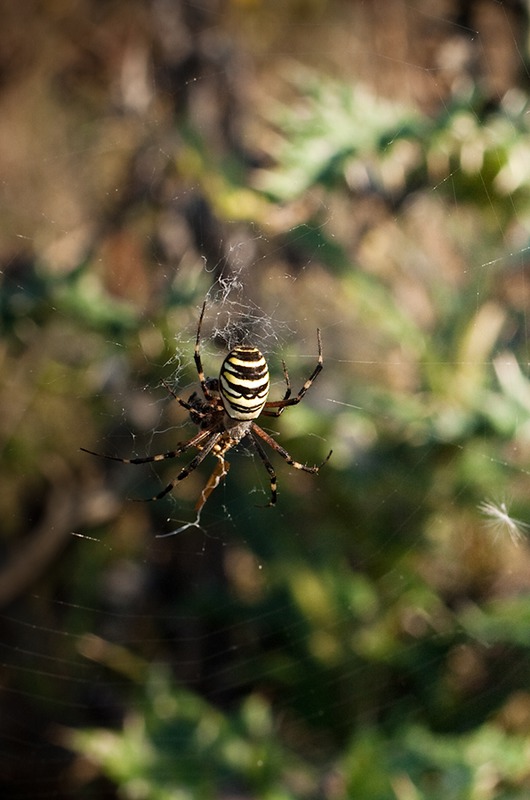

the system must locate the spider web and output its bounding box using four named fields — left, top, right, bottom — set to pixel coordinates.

left=138, top=258, right=333, bottom=535
left=2, top=2, right=530, bottom=798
